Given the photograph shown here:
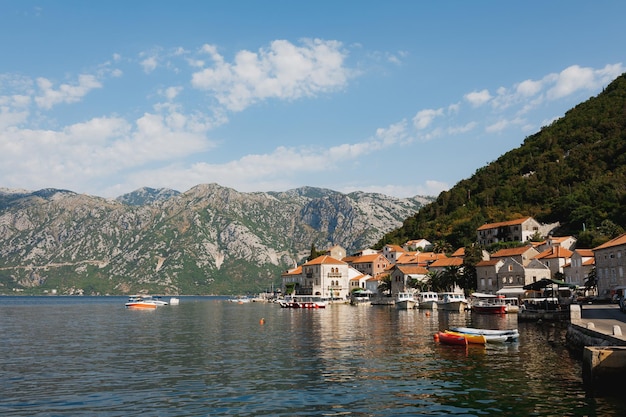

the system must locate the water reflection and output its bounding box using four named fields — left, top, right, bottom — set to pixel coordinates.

left=0, top=297, right=624, bottom=416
